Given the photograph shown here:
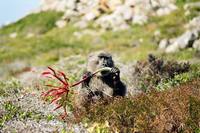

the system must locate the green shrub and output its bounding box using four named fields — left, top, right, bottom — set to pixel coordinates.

left=157, top=65, right=200, bottom=90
